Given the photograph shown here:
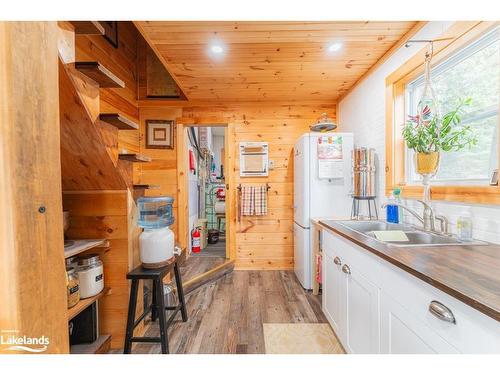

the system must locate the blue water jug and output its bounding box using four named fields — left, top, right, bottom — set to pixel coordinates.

left=137, top=196, right=174, bottom=229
